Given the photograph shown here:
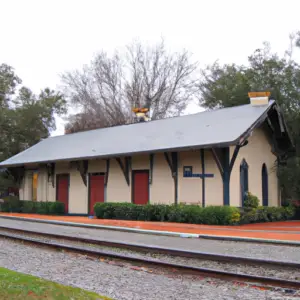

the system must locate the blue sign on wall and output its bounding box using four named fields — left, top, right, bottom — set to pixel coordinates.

left=183, top=166, right=214, bottom=178
left=184, top=172, right=214, bottom=178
